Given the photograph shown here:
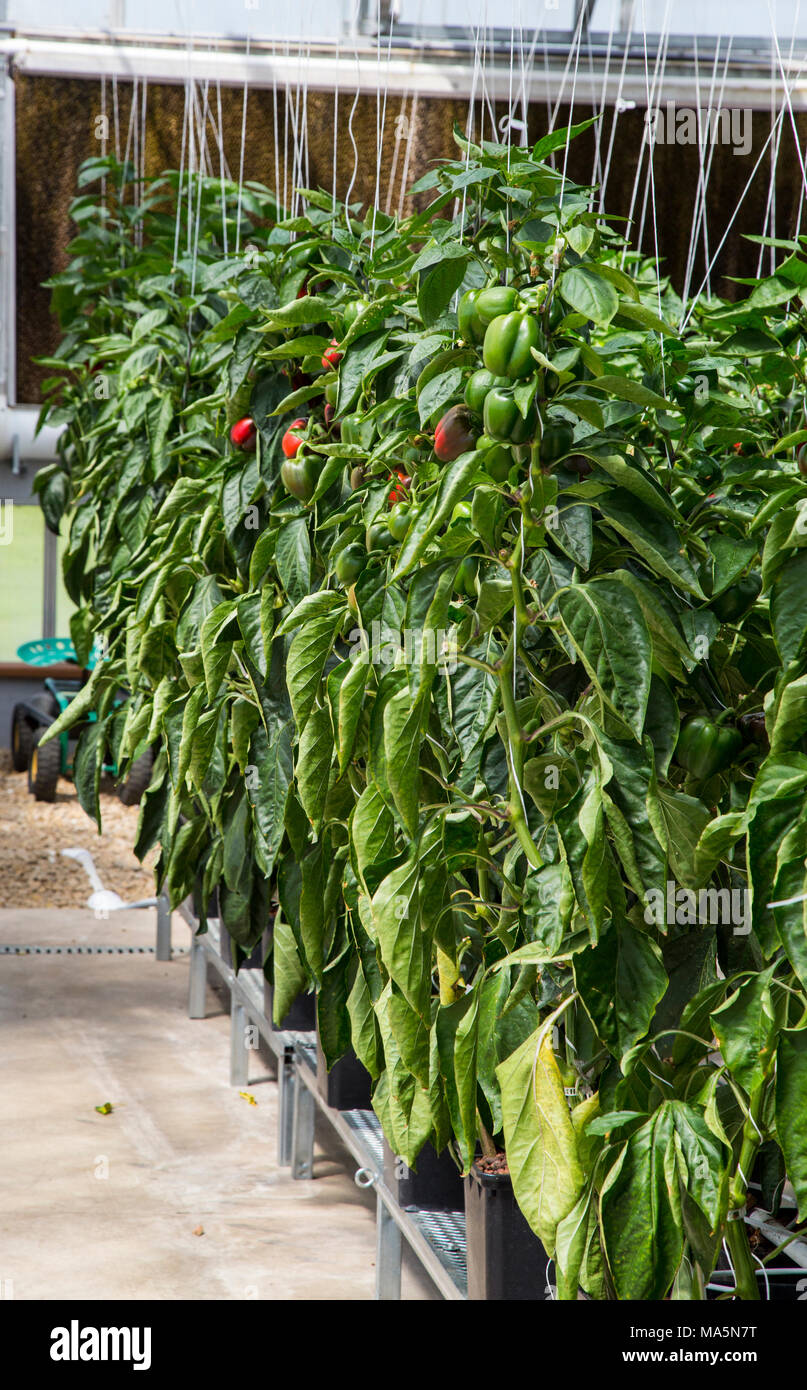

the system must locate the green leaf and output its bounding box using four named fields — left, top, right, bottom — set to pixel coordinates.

left=350, top=784, right=396, bottom=896
left=393, top=451, right=482, bottom=579
left=574, top=919, right=668, bottom=1060
left=247, top=721, right=293, bottom=878
left=418, top=253, right=468, bottom=325
left=588, top=374, right=677, bottom=412
left=370, top=857, right=430, bottom=1019
left=296, top=702, right=332, bottom=829
left=275, top=517, right=311, bottom=608
left=775, top=1026, right=807, bottom=1220
left=335, top=652, right=371, bottom=772
left=711, top=966, right=778, bottom=1096
left=598, top=490, right=702, bottom=594
left=600, top=1106, right=683, bottom=1300
left=286, top=609, right=342, bottom=733
left=771, top=552, right=807, bottom=666
left=558, top=266, right=619, bottom=326
left=557, top=579, right=652, bottom=740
